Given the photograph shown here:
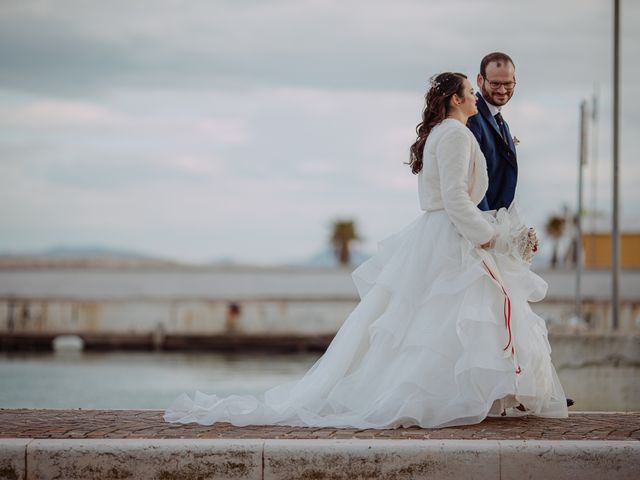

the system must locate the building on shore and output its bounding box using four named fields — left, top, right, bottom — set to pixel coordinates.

left=582, top=232, right=640, bottom=268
